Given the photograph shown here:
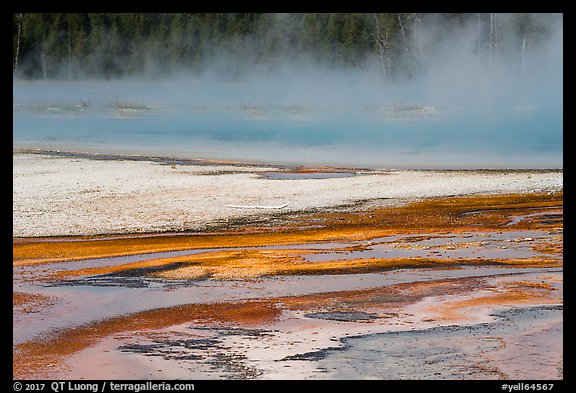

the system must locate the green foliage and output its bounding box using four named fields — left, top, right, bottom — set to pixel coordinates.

left=12, top=12, right=562, bottom=80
